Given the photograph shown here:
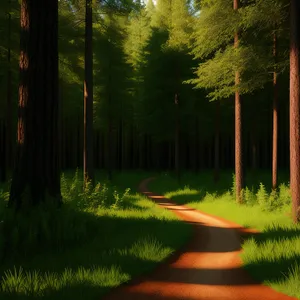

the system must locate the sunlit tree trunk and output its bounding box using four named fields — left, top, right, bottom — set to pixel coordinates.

left=289, top=0, right=300, bottom=223
left=234, top=0, right=243, bottom=203
left=9, top=0, right=62, bottom=209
